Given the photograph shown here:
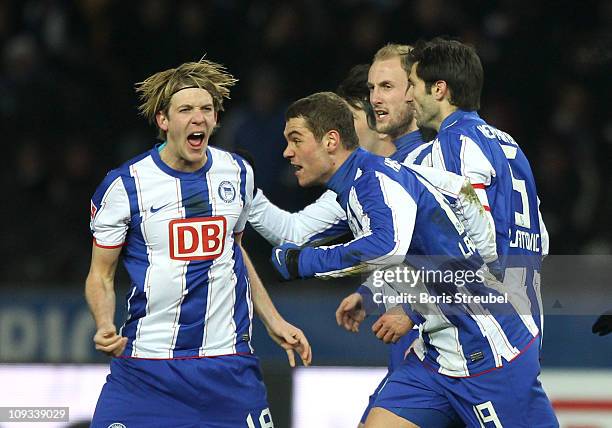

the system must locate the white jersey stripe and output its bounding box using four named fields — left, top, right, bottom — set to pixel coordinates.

left=367, top=173, right=414, bottom=266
